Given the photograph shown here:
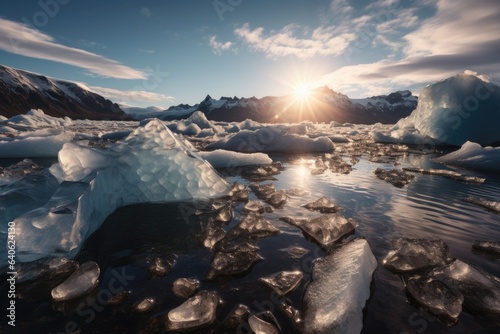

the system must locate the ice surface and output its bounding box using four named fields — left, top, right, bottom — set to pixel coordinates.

left=259, top=270, right=303, bottom=296
left=303, top=238, right=377, bottom=334
left=374, top=168, right=414, bottom=188
left=206, top=127, right=334, bottom=153
left=178, top=110, right=221, bottom=133
left=472, top=240, right=500, bottom=256
left=199, top=149, right=272, bottom=168
left=0, top=128, right=74, bottom=158
left=250, top=183, right=288, bottom=208
left=51, top=261, right=100, bottom=301
left=13, top=119, right=230, bottom=263
left=280, top=301, right=303, bottom=328
left=433, top=141, right=500, bottom=173
left=396, top=72, right=500, bottom=146
left=243, top=200, right=272, bottom=214
left=303, top=196, right=342, bottom=213
left=403, top=167, right=485, bottom=184
left=172, top=278, right=200, bottom=299
left=203, top=220, right=226, bottom=250
left=280, top=214, right=358, bottom=250
left=382, top=238, right=451, bottom=274
left=430, top=259, right=500, bottom=315
left=464, top=197, right=500, bottom=214
left=166, top=291, right=220, bottom=331
left=405, top=276, right=464, bottom=323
